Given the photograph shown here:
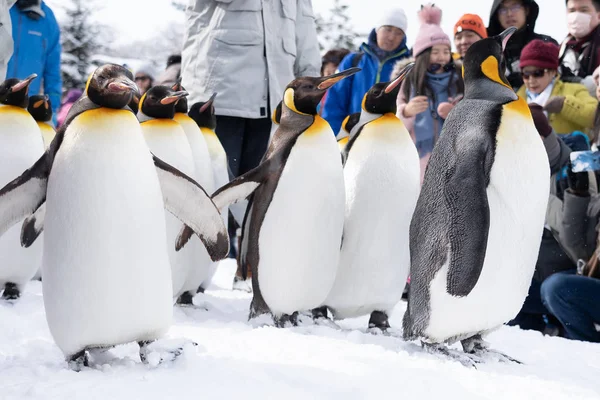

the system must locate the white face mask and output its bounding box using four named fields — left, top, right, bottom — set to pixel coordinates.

left=567, top=11, right=593, bottom=38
